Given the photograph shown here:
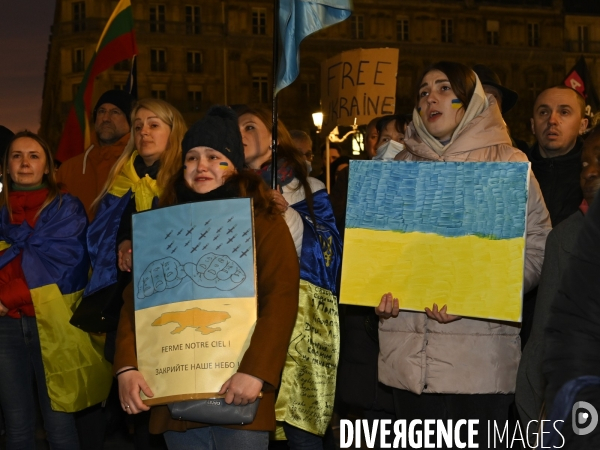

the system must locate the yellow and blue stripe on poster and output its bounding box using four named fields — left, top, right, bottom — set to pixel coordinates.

left=340, top=161, right=529, bottom=322
left=132, top=198, right=258, bottom=405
